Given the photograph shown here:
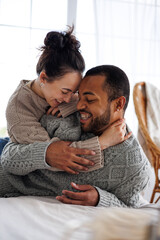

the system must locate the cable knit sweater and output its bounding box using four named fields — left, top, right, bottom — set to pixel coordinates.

left=5, top=79, right=101, bottom=171
left=1, top=113, right=151, bottom=208
left=6, top=80, right=77, bottom=144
